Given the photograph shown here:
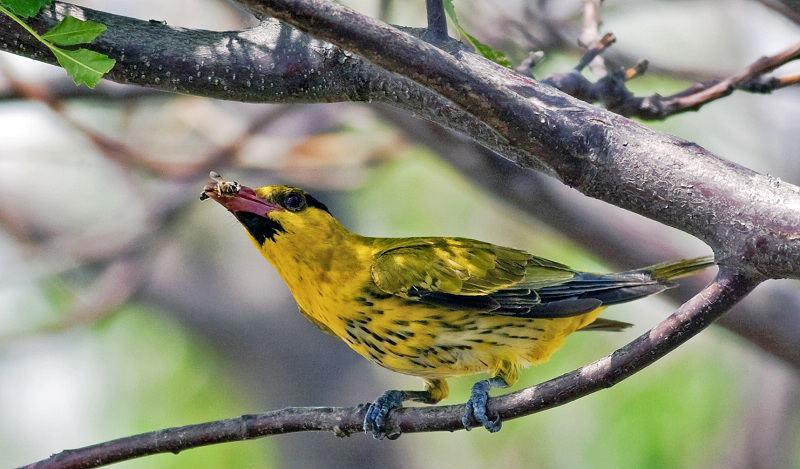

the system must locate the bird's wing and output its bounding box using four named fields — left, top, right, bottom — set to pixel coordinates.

left=370, top=238, right=581, bottom=314
left=370, top=238, right=695, bottom=320
left=372, top=238, right=529, bottom=295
